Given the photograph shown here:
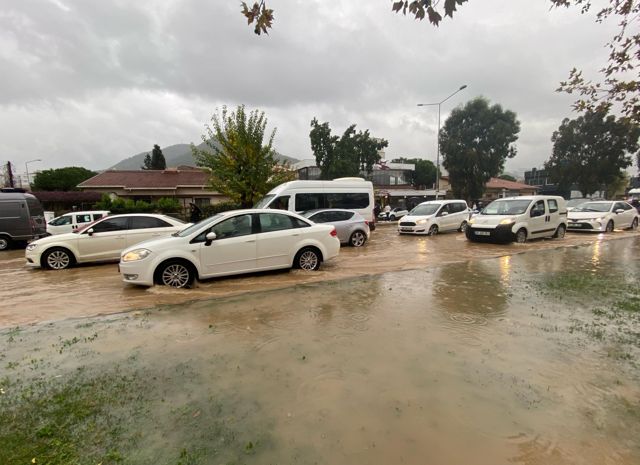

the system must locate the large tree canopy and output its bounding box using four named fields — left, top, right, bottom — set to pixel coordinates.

left=192, top=105, right=295, bottom=208
left=440, top=97, right=520, bottom=202
left=309, top=119, right=388, bottom=180
left=32, top=167, right=97, bottom=191
left=142, top=144, right=167, bottom=170
left=242, top=0, right=639, bottom=124
left=544, top=110, right=639, bottom=197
